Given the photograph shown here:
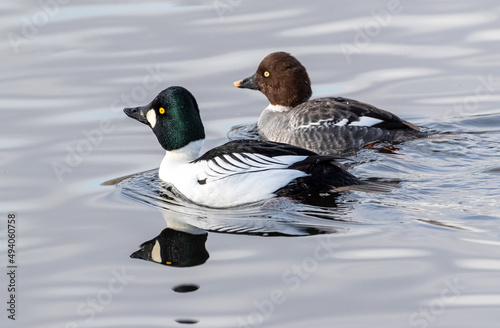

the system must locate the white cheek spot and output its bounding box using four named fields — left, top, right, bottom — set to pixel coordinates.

left=146, top=109, right=157, bottom=128
left=151, top=240, right=161, bottom=263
